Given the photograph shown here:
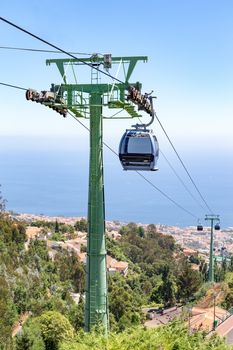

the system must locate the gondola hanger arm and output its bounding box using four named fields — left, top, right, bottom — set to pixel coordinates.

left=132, top=95, right=156, bottom=129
